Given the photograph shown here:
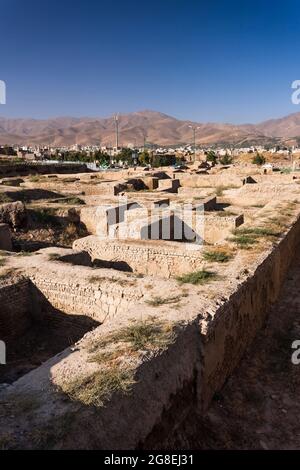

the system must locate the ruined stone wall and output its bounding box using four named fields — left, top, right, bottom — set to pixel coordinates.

left=140, top=214, right=300, bottom=447
left=0, top=278, right=31, bottom=343
left=2, top=213, right=300, bottom=449
left=222, top=183, right=299, bottom=206
left=0, top=163, right=87, bottom=177
left=200, top=213, right=300, bottom=409
left=175, top=174, right=244, bottom=188
left=28, top=268, right=145, bottom=323
left=74, top=236, right=205, bottom=278
left=0, top=223, right=12, bottom=251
